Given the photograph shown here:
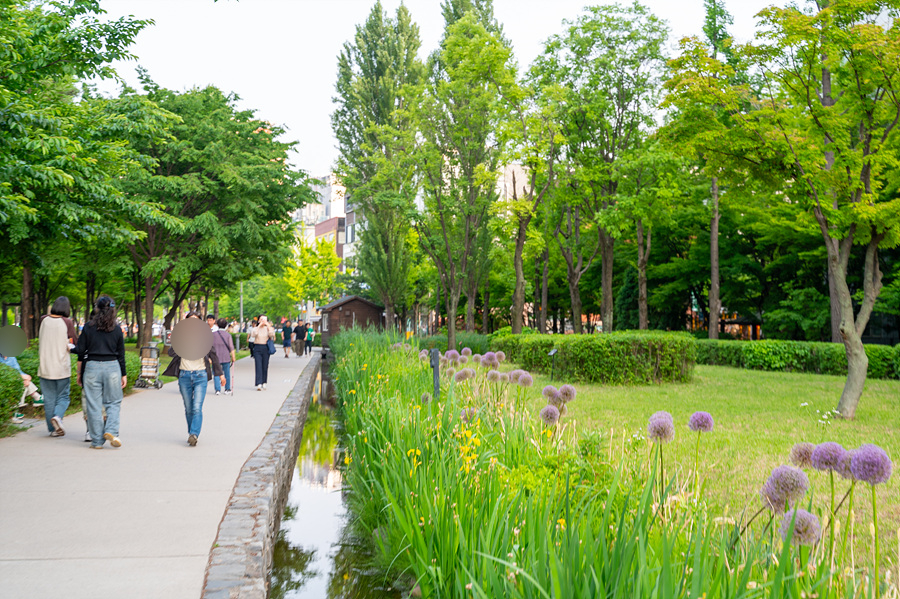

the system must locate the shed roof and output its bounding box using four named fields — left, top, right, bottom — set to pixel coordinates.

left=320, top=295, right=383, bottom=312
